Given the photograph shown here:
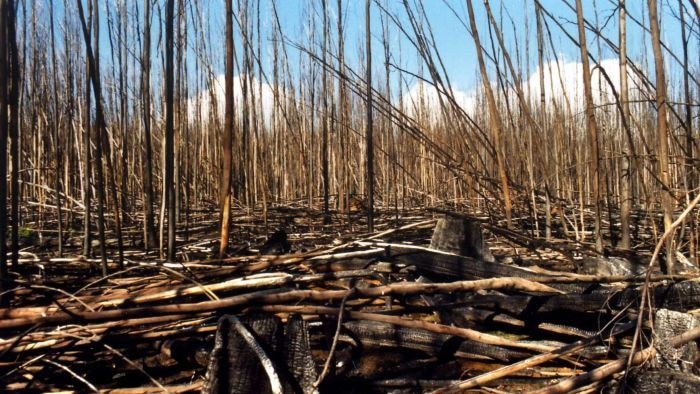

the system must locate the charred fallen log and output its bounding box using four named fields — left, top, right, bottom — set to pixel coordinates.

left=461, top=280, right=700, bottom=316
left=340, top=320, right=530, bottom=362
